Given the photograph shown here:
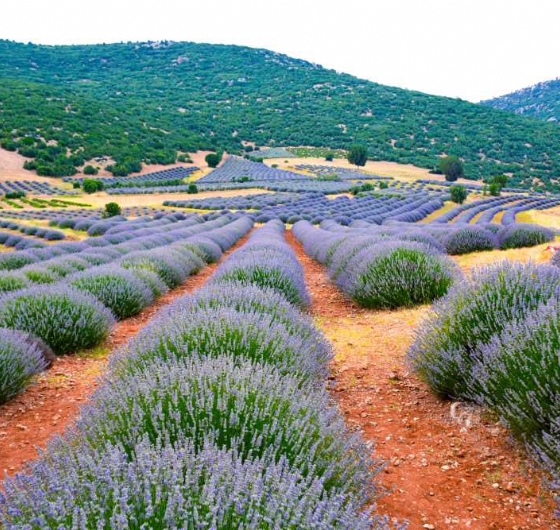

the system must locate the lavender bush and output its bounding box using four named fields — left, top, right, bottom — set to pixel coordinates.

left=0, top=440, right=382, bottom=529
left=469, top=301, right=560, bottom=477
left=119, top=251, right=199, bottom=288
left=0, top=273, right=29, bottom=293
left=76, top=357, right=377, bottom=498
left=113, top=305, right=331, bottom=382
left=127, top=268, right=169, bottom=298
left=408, top=261, right=560, bottom=398
left=340, top=241, right=458, bottom=309
left=498, top=223, right=555, bottom=249
left=443, top=226, right=497, bottom=255
left=0, top=328, right=48, bottom=404
left=67, top=266, right=154, bottom=320
left=0, top=286, right=115, bottom=354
